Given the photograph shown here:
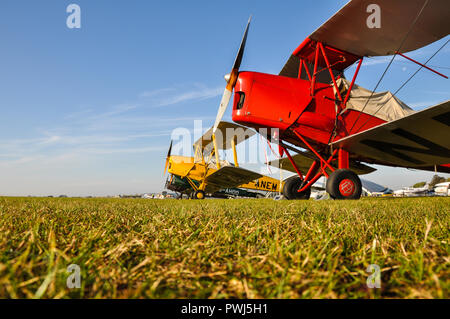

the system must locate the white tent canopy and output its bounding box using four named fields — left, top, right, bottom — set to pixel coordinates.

left=335, top=78, right=416, bottom=122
